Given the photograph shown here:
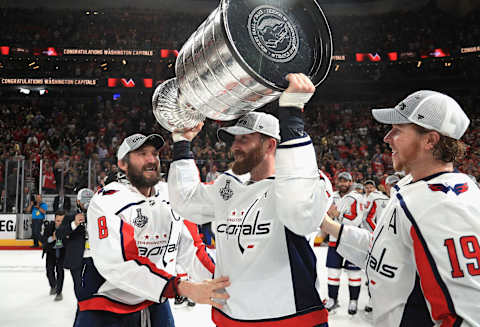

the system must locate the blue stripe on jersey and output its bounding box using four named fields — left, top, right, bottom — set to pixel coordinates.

left=222, top=172, right=243, bottom=184
left=400, top=275, right=434, bottom=326
left=284, top=228, right=323, bottom=311
left=115, top=200, right=146, bottom=216
left=396, top=193, right=460, bottom=322
left=277, top=140, right=312, bottom=149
